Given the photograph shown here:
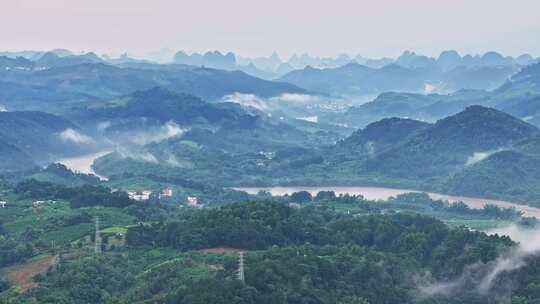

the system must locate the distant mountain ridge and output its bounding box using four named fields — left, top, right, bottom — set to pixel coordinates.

left=333, top=62, right=540, bottom=128
left=0, top=60, right=306, bottom=111
left=280, top=63, right=433, bottom=96
left=172, top=49, right=538, bottom=81
left=279, top=59, right=520, bottom=97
